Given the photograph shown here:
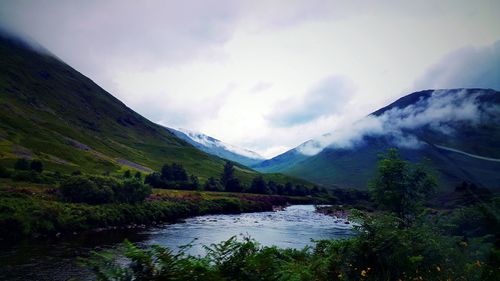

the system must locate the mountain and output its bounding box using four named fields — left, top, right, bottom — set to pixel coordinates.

left=0, top=32, right=304, bottom=185
left=167, top=128, right=265, bottom=166
left=254, top=89, right=500, bottom=190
